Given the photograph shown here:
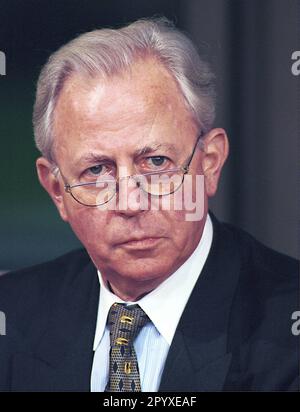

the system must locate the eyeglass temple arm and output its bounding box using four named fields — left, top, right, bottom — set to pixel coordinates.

left=51, top=166, right=72, bottom=192
left=183, top=131, right=205, bottom=173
